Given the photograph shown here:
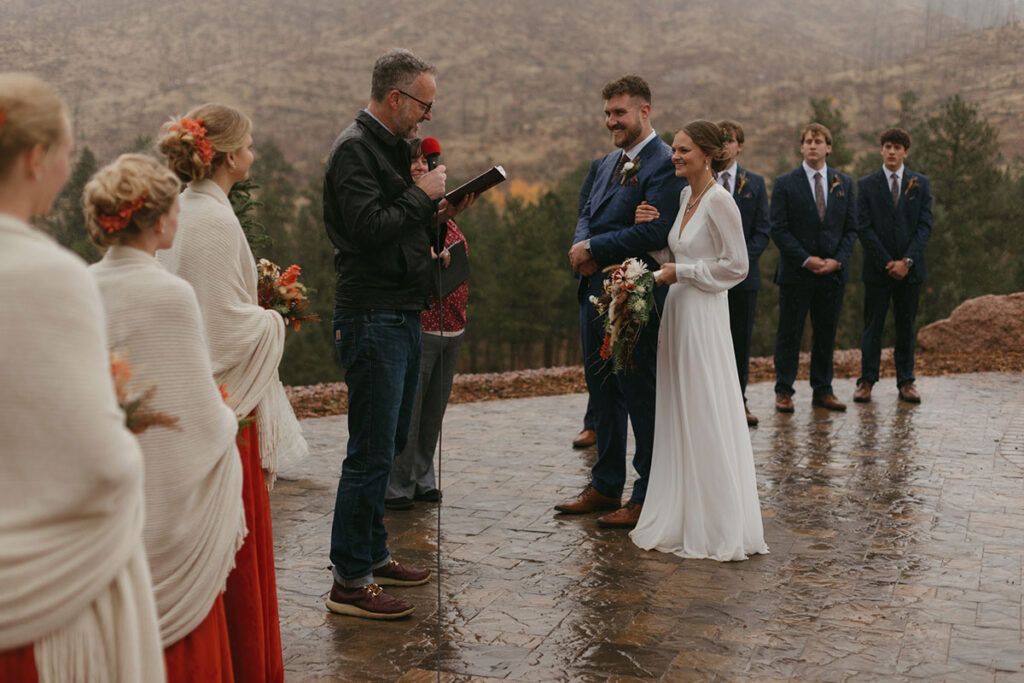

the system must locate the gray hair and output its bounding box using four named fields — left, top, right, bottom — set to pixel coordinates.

left=370, top=49, right=434, bottom=102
